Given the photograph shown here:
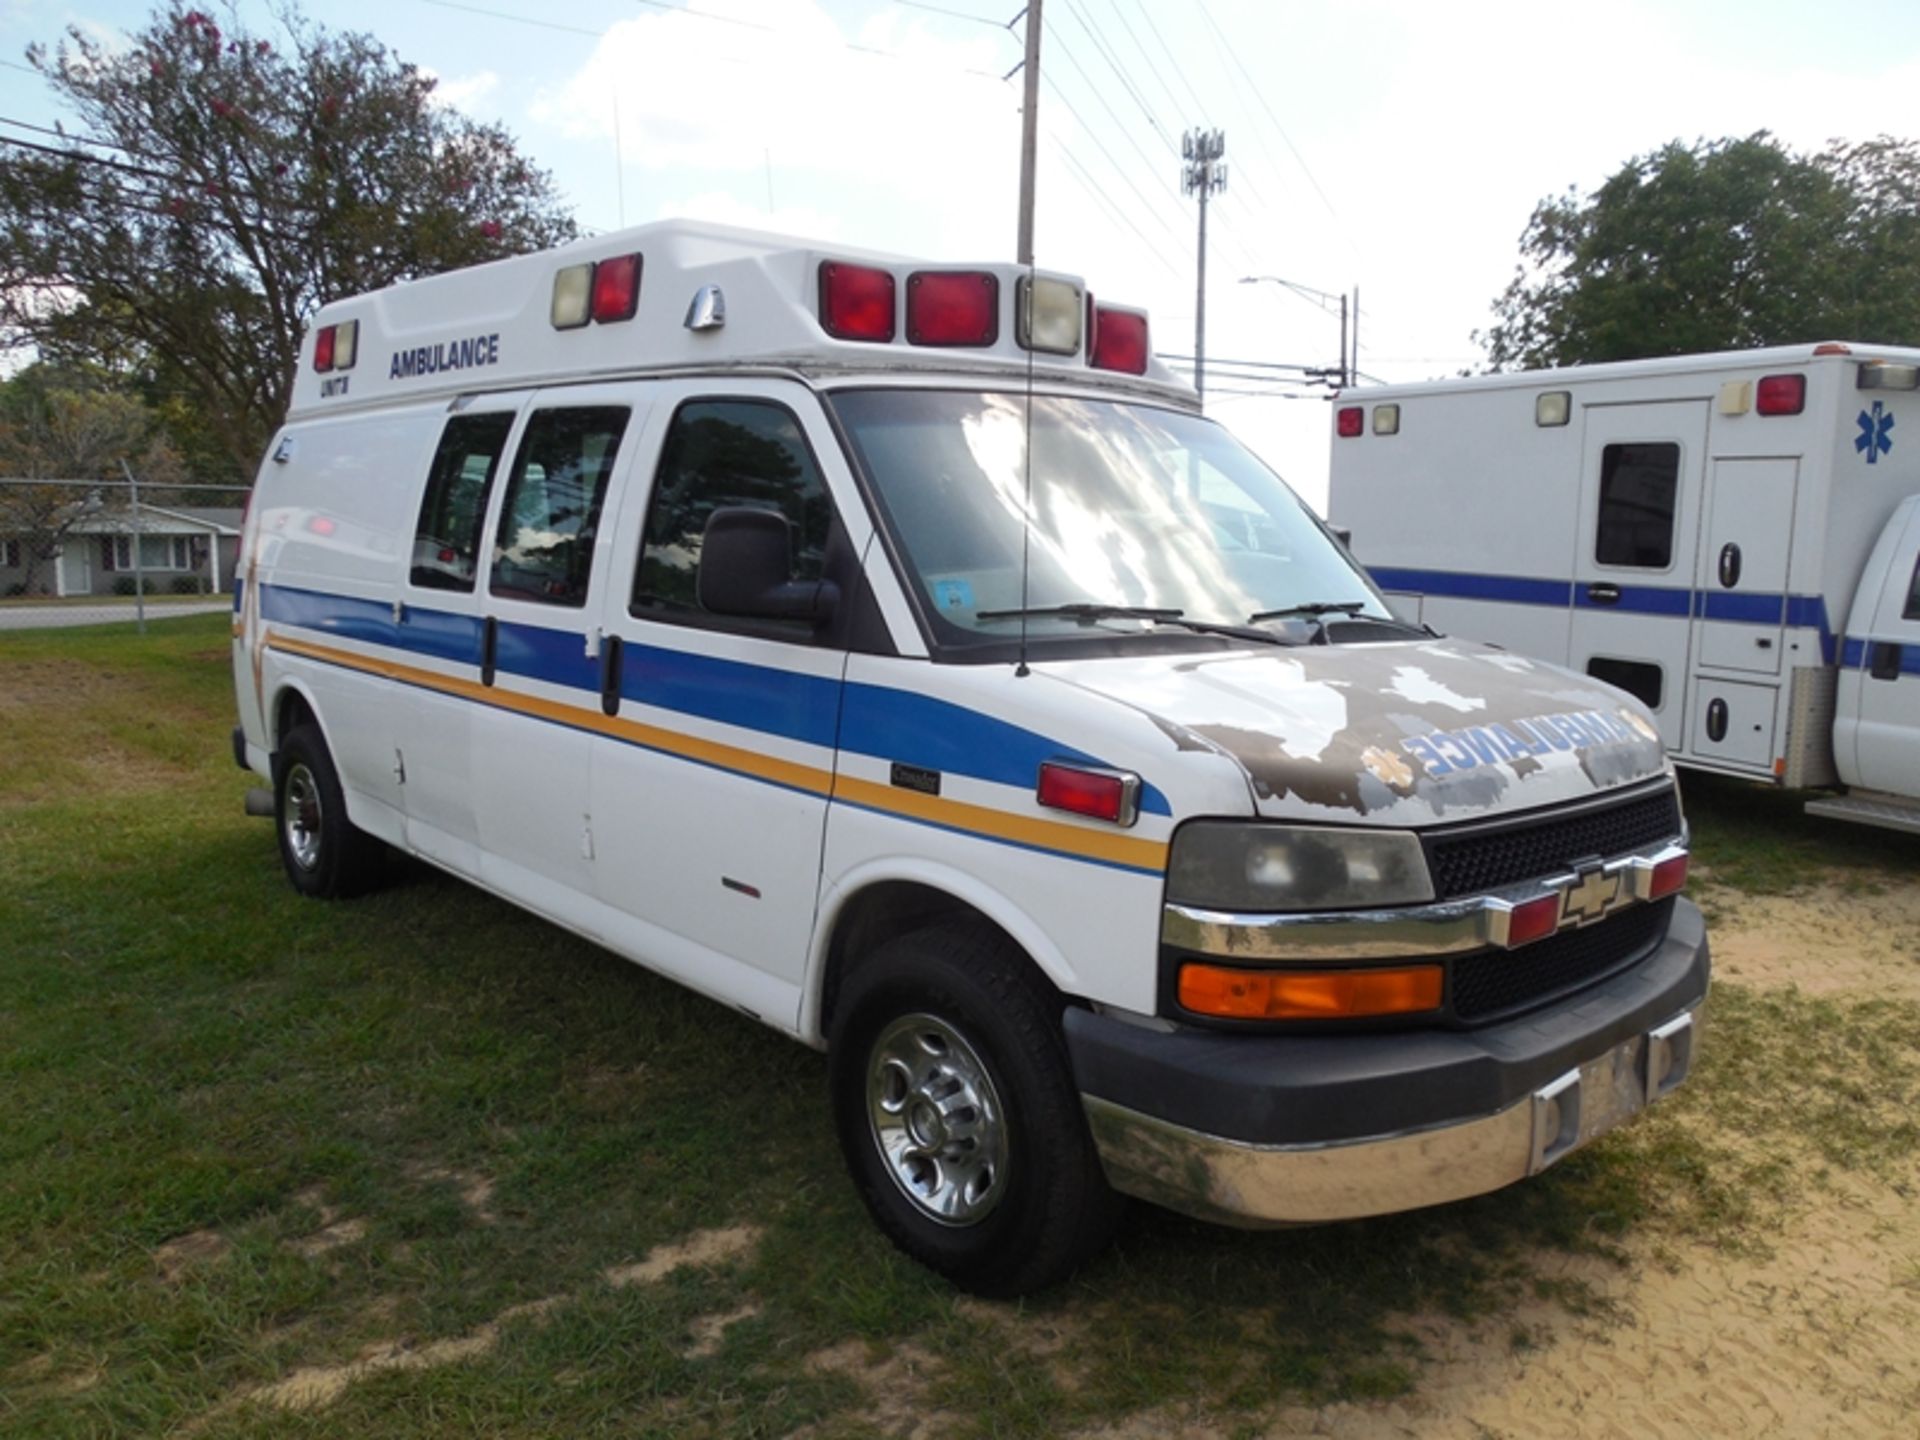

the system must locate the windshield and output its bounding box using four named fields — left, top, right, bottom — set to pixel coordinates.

left=830, top=388, right=1389, bottom=647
